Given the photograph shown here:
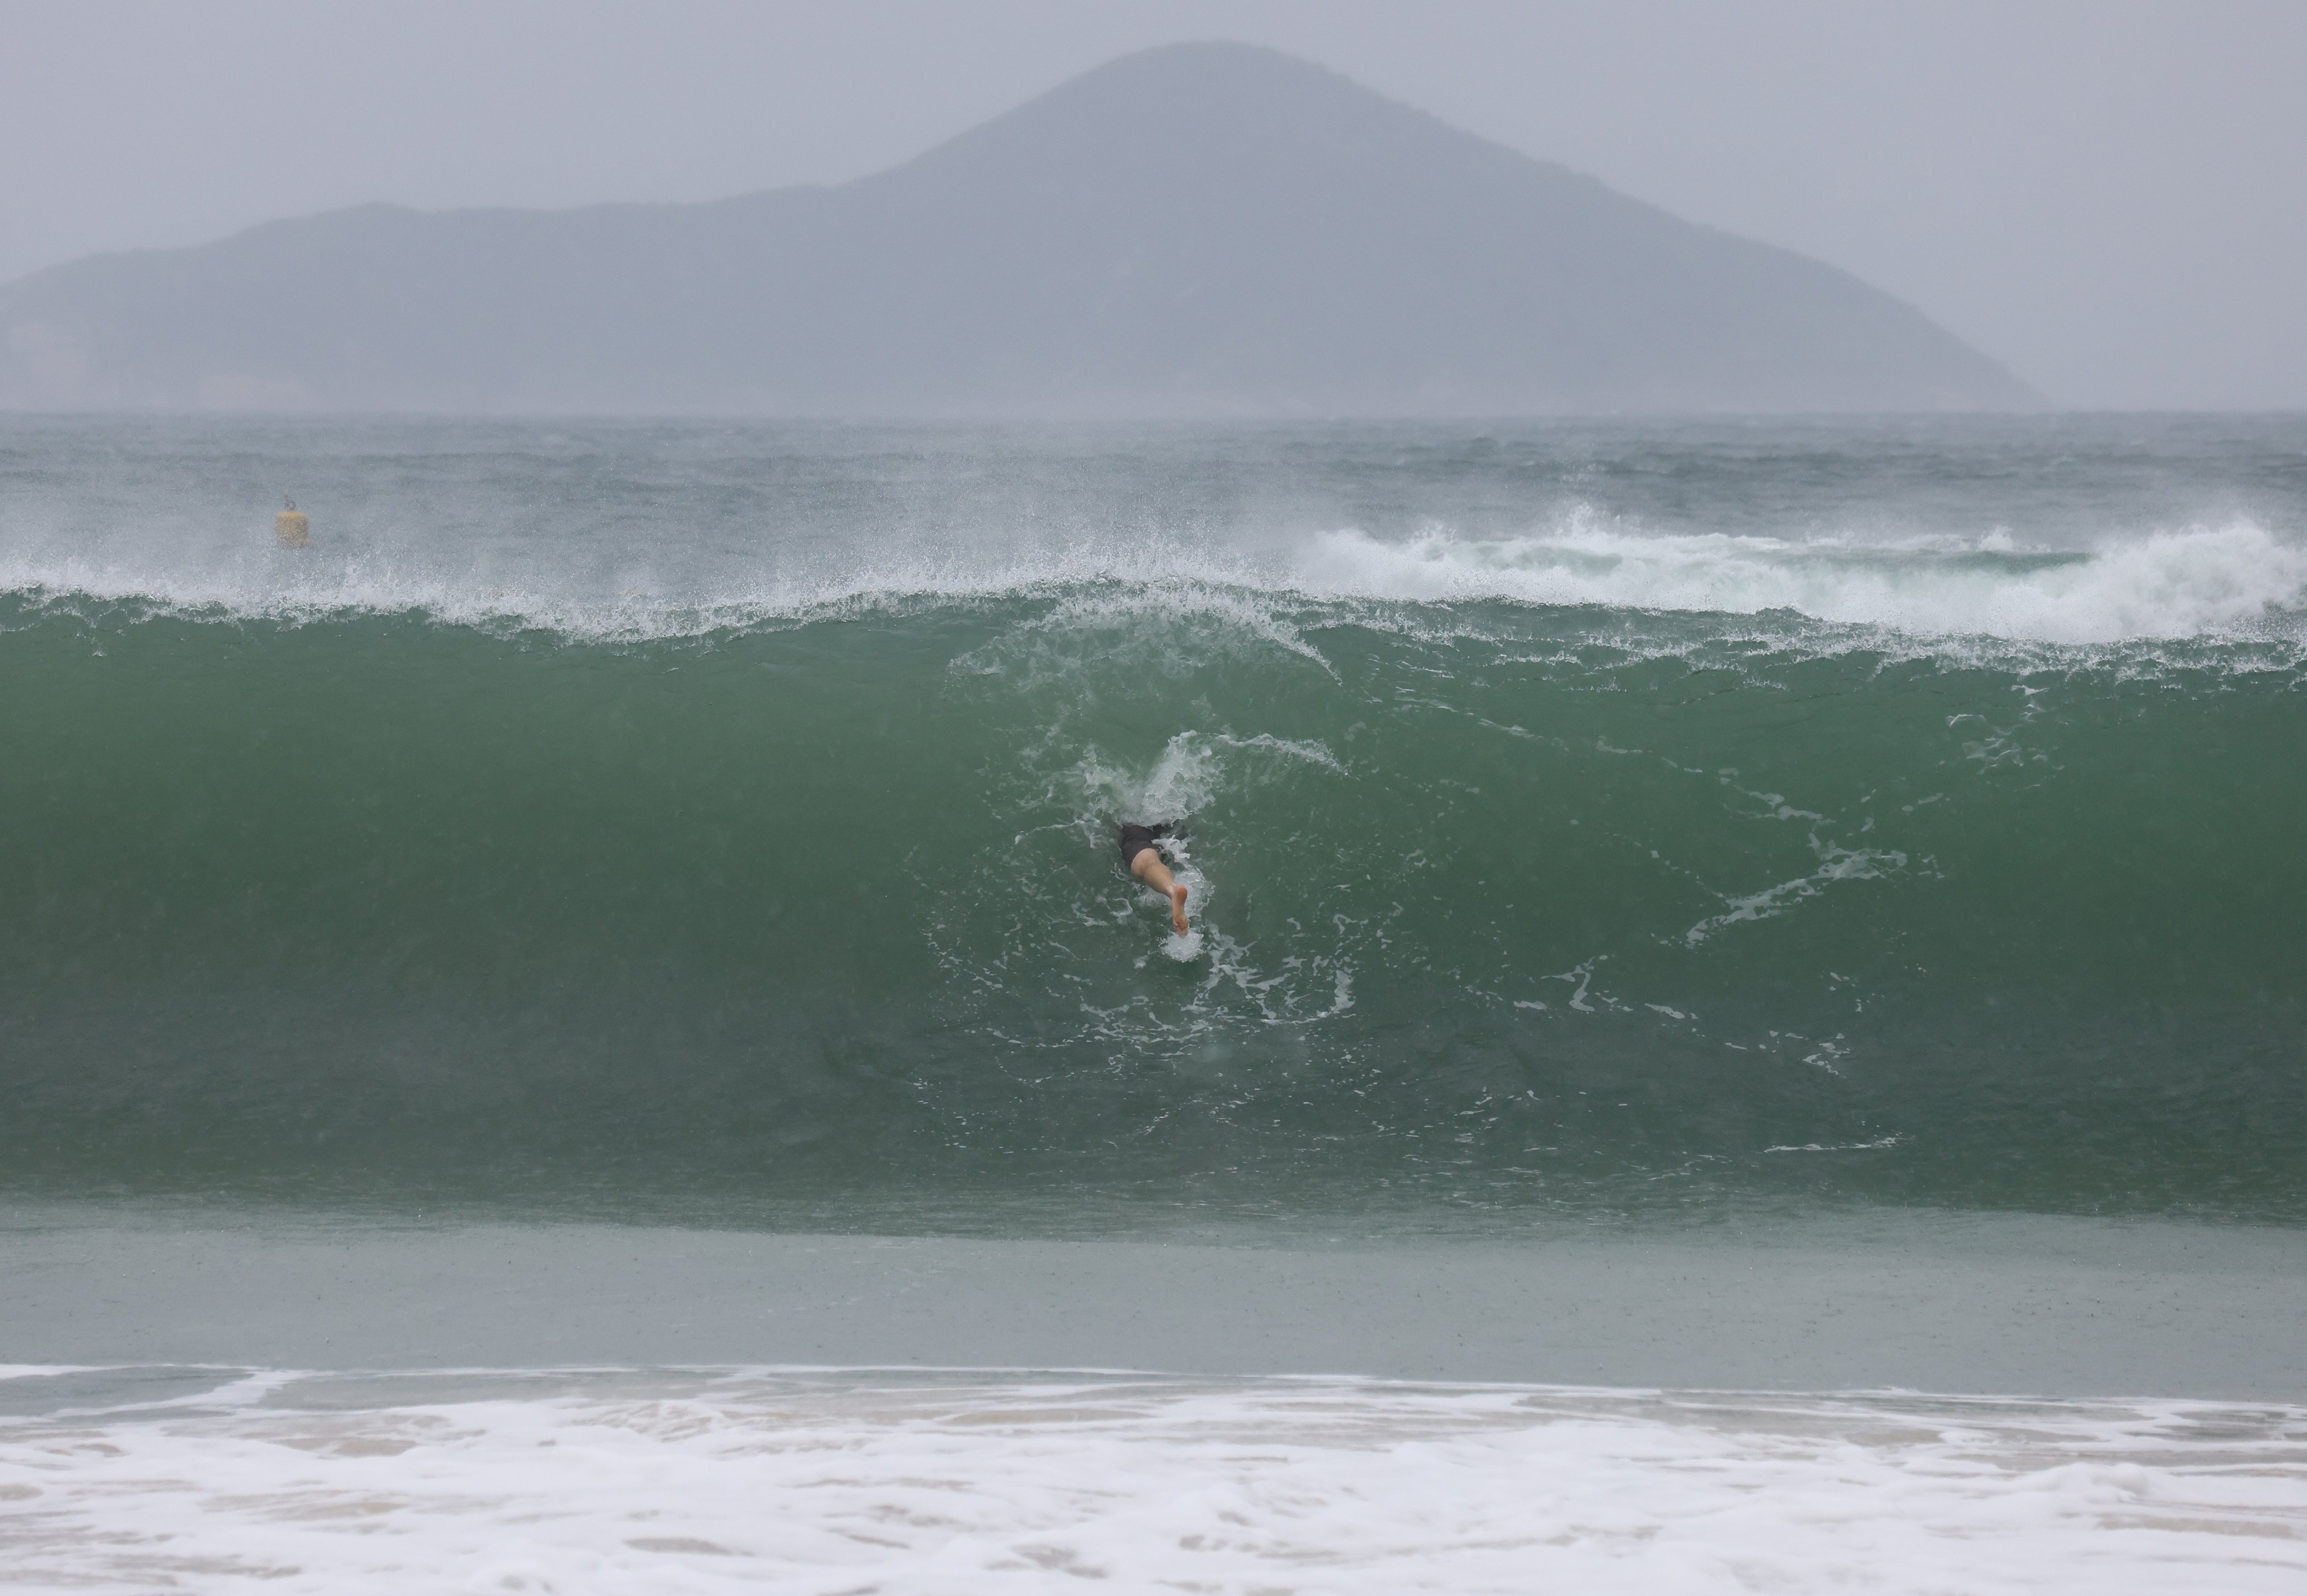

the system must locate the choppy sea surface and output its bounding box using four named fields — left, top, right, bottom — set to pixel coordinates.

left=2, top=414, right=2302, bottom=1589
